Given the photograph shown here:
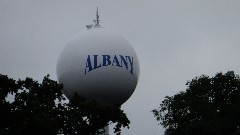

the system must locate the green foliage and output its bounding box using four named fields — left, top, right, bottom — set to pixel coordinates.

left=0, top=74, right=129, bottom=135
left=153, top=71, right=240, bottom=135
left=61, top=94, right=130, bottom=135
